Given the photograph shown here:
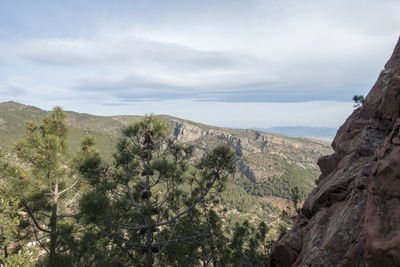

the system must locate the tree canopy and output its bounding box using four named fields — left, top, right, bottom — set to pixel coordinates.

left=0, top=111, right=285, bottom=266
